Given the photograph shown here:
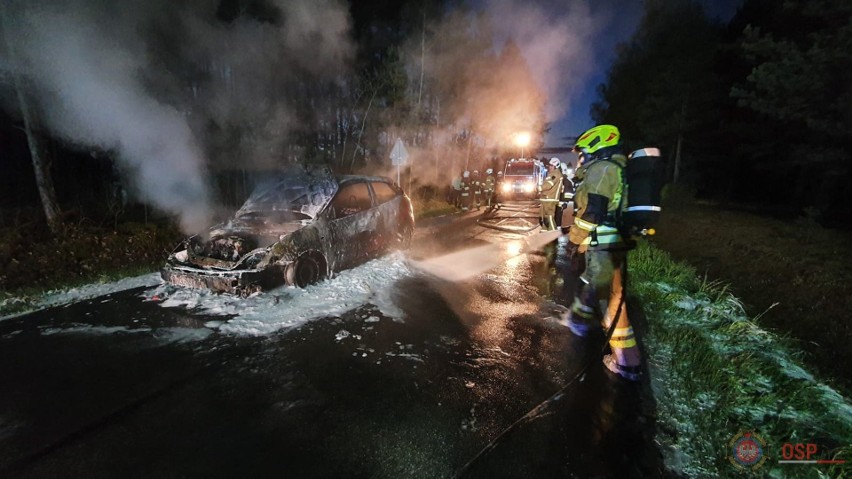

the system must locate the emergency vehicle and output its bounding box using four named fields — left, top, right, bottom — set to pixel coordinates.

left=498, top=158, right=547, bottom=200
